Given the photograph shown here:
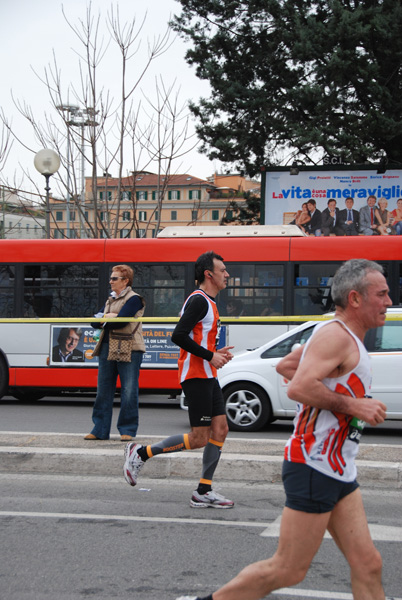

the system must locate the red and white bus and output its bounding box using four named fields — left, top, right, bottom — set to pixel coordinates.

left=1, top=225, right=401, bottom=400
